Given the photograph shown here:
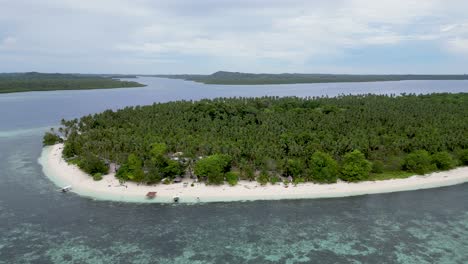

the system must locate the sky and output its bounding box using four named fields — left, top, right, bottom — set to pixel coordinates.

left=1, top=0, right=468, bottom=74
